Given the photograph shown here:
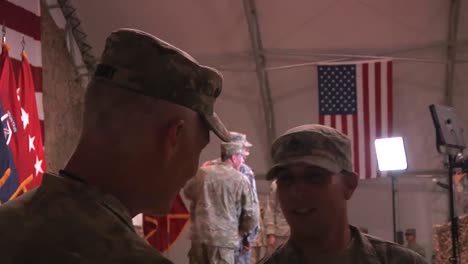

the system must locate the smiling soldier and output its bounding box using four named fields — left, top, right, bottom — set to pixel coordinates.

left=259, top=124, right=427, bottom=264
